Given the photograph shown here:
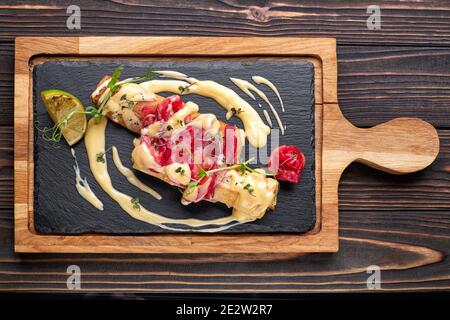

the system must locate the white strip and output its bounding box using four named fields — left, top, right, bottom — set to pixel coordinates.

left=229, top=77, right=284, bottom=135
left=230, top=78, right=256, bottom=100
left=112, top=146, right=162, bottom=200
left=71, top=148, right=104, bottom=210
left=263, top=109, right=273, bottom=127
left=252, top=75, right=285, bottom=112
